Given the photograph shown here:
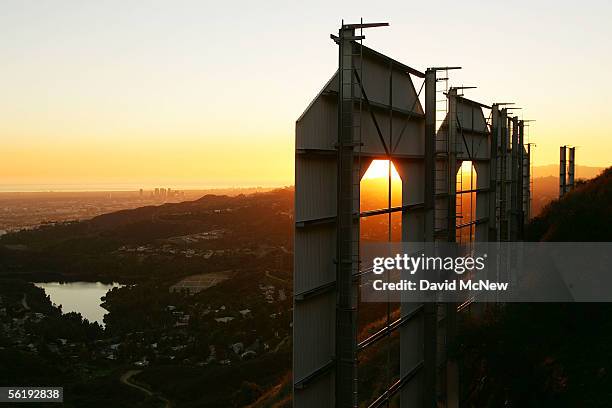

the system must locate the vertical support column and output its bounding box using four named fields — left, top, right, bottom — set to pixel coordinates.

left=568, top=147, right=575, bottom=192
left=424, top=69, right=436, bottom=243
left=499, top=109, right=508, bottom=241
left=509, top=116, right=519, bottom=241
left=526, top=144, right=531, bottom=221
left=447, top=88, right=458, bottom=243
left=336, top=25, right=357, bottom=408
left=421, top=69, right=437, bottom=408
left=559, top=146, right=566, bottom=198
left=517, top=120, right=524, bottom=239
left=489, top=106, right=500, bottom=241
left=442, top=88, right=459, bottom=408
